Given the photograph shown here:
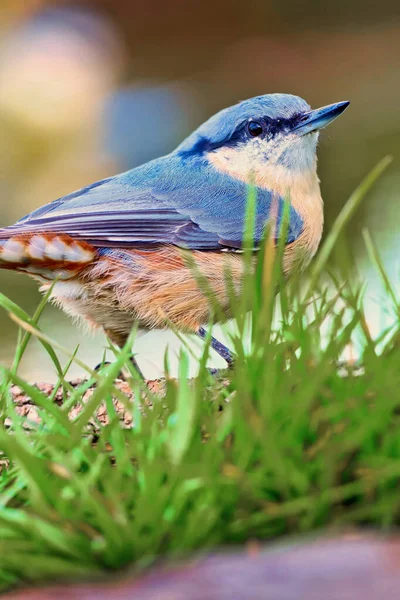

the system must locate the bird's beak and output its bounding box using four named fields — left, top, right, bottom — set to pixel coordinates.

left=293, top=101, right=350, bottom=136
